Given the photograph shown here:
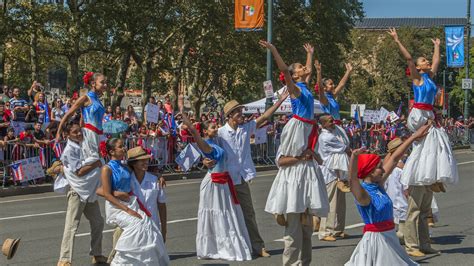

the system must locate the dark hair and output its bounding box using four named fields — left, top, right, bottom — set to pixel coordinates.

left=64, top=120, right=80, bottom=133
left=322, top=78, right=331, bottom=87
left=288, top=63, right=296, bottom=77
left=201, top=121, right=212, bottom=131
left=106, top=138, right=122, bottom=155
left=7, top=127, right=14, bottom=133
